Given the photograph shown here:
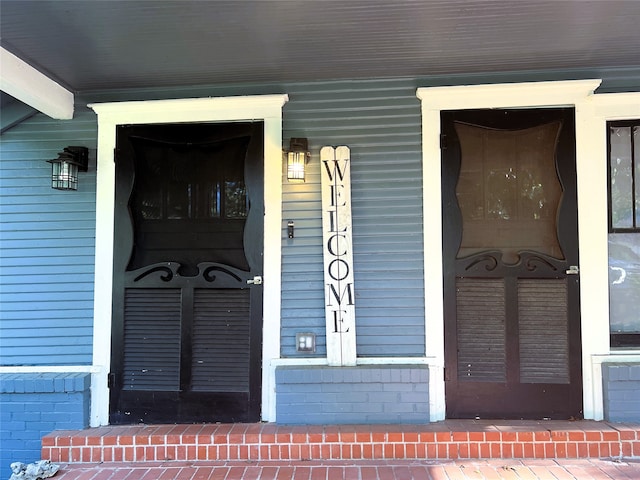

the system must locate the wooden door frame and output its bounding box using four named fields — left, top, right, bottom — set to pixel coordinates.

left=417, top=80, right=605, bottom=421
left=89, top=95, right=289, bottom=426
